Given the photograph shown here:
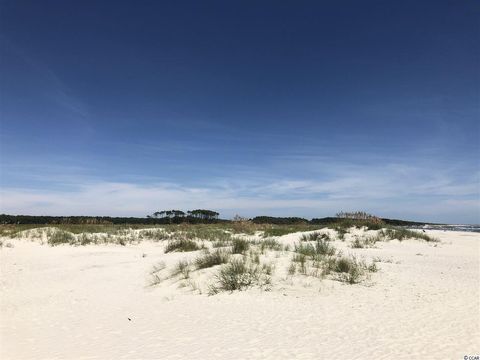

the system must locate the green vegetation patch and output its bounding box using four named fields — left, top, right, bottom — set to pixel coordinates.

left=165, top=238, right=202, bottom=253
left=195, top=249, right=231, bottom=269
left=209, top=258, right=272, bottom=293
